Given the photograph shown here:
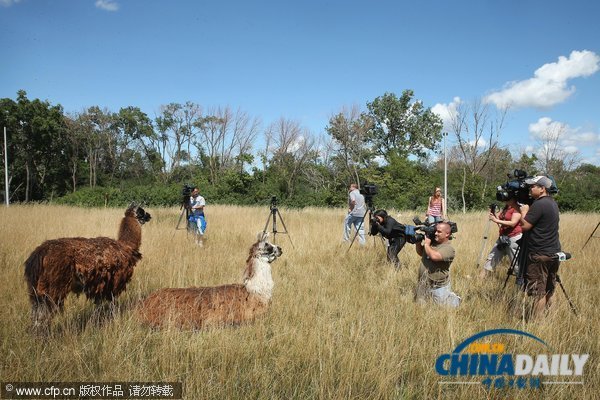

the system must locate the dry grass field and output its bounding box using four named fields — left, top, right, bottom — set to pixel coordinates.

left=1, top=204, right=598, bottom=399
